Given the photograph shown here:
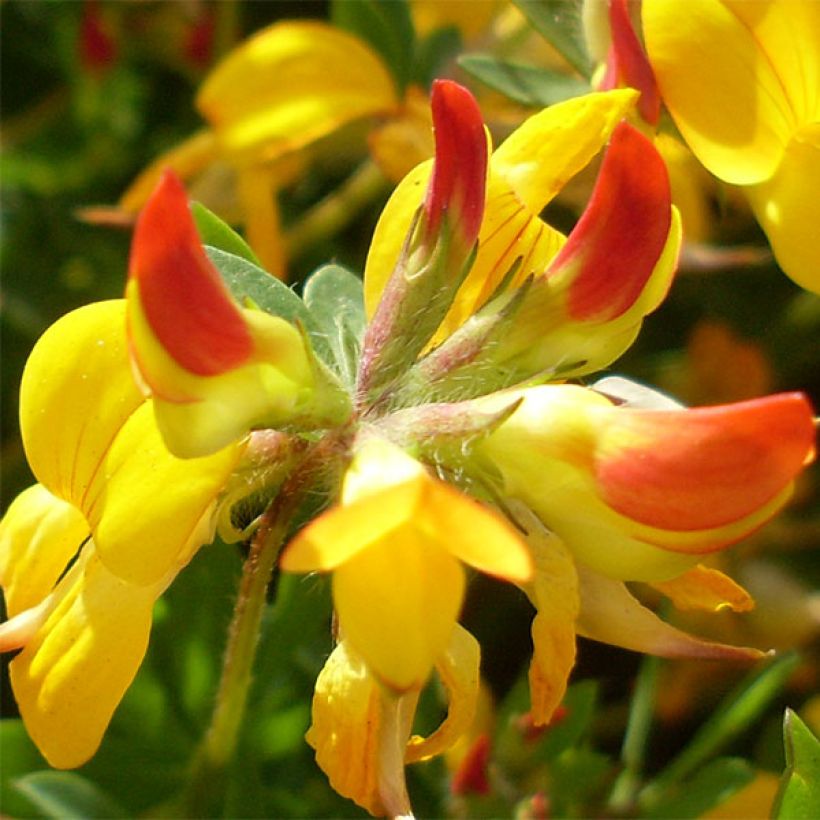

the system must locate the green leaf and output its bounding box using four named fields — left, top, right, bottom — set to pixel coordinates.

left=206, top=247, right=331, bottom=365
left=773, top=709, right=820, bottom=818
left=192, top=202, right=261, bottom=267
left=644, top=758, right=755, bottom=819
left=0, top=720, right=48, bottom=818
left=331, top=0, right=415, bottom=94
left=302, top=264, right=366, bottom=389
left=458, top=54, right=589, bottom=107
left=514, top=0, right=591, bottom=78
left=13, top=771, right=128, bottom=819
left=640, top=652, right=801, bottom=807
